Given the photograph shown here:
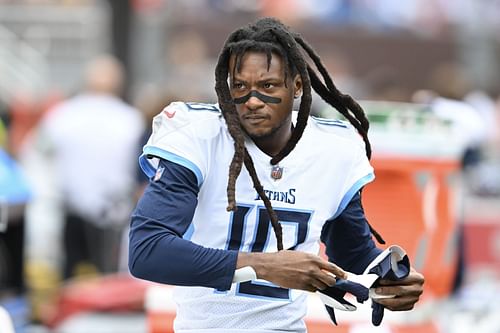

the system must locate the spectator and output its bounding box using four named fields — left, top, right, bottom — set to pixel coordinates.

left=27, top=54, right=144, bottom=279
